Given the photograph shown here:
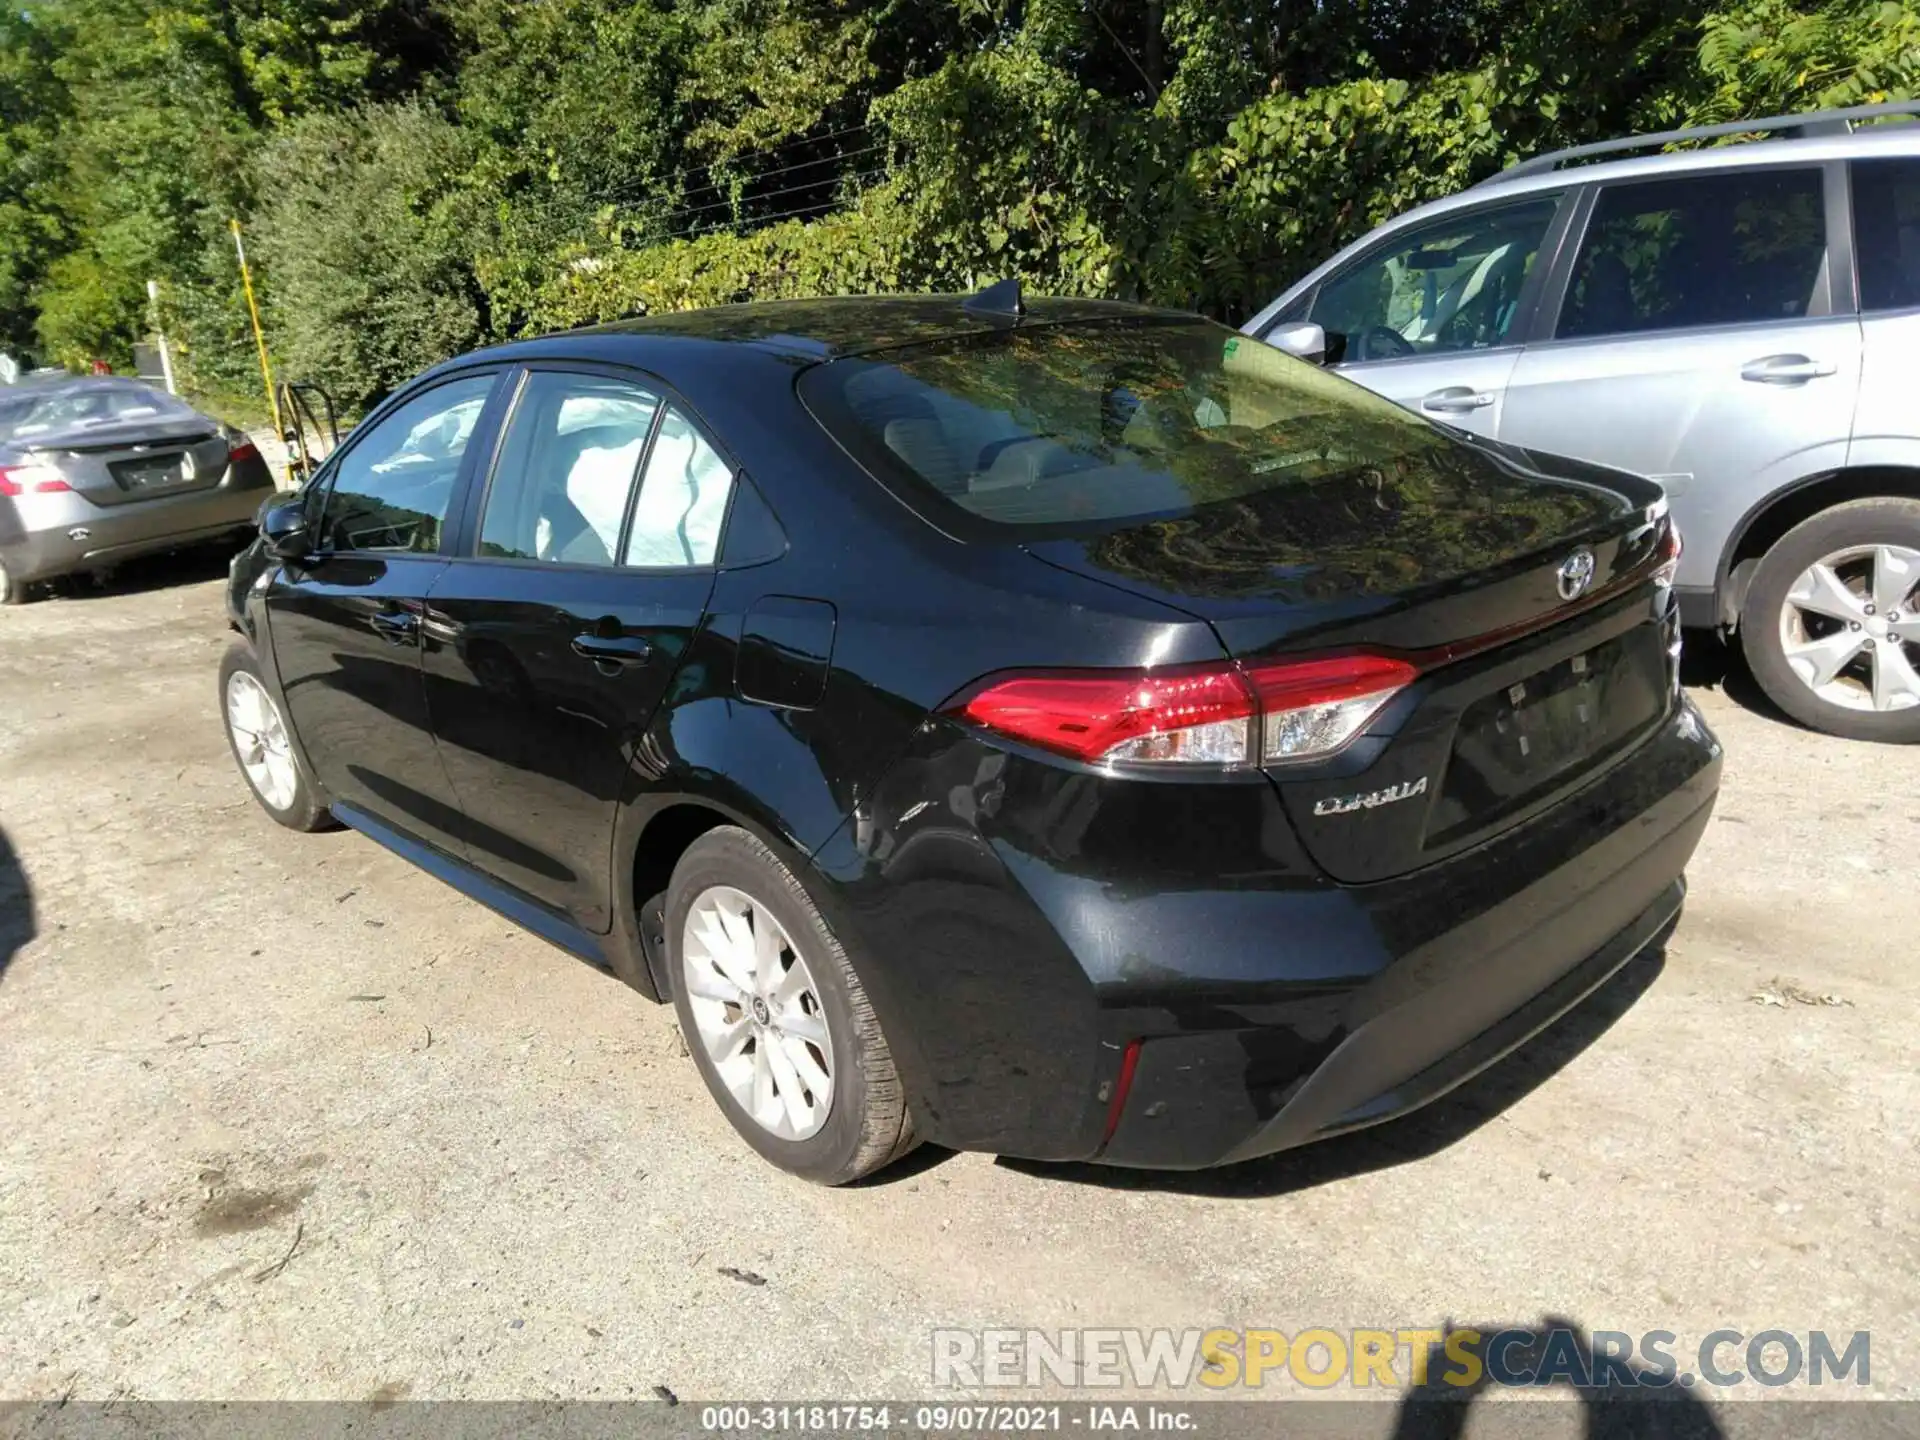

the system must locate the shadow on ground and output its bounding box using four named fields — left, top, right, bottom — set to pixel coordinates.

left=1680, top=627, right=1798, bottom=730
left=0, top=825, right=32, bottom=985
left=33, top=541, right=242, bottom=604
left=1390, top=1321, right=1725, bottom=1438
left=997, top=943, right=1669, bottom=1198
